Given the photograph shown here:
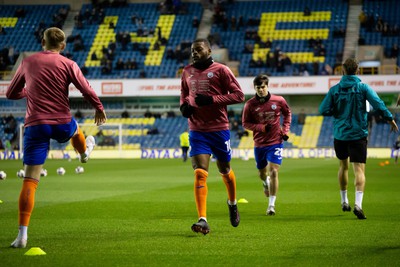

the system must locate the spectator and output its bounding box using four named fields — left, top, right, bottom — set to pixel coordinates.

left=375, top=17, right=384, bottom=32
left=63, top=50, right=73, bottom=59
left=72, top=37, right=84, bottom=52
left=95, top=129, right=105, bottom=146
left=320, top=64, right=333, bottom=75
left=359, top=11, right=367, bottom=27
left=139, top=69, right=146, bottom=78
left=358, top=35, right=366, bottom=45
left=282, top=53, right=293, bottom=76
left=166, top=47, right=175, bottom=59
left=121, top=31, right=131, bottom=51
left=108, top=41, right=116, bottom=52
left=333, top=27, right=346, bottom=38
left=144, top=109, right=153, bottom=118
left=317, top=44, right=326, bottom=57
left=131, top=41, right=139, bottom=51
left=126, top=58, right=138, bottom=70
left=176, top=63, right=184, bottom=77
left=243, top=43, right=254, bottom=54
left=0, top=57, right=7, bottom=71
left=115, top=58, right=125, bottom=70
left=230, top=16, right=237, bottom=31
left=382, top=22, right=389, bottom=36
left=192, top=16, right=199, bottom=28
left=0, top=24, right=6, bottom=35
left=179, top=129, right=190, bottom=162
left=297, top=109, right=306, bottom=125
left=390, top=44, right=399, bottom=58
left=273, top=46, right=282, bottom=59
left=121, top=110, right=129, bottom=118
left=91, top=52, right=98, bottom=61
left=4, top=114, right=17, bottom=135
left=276, top=52, right=286, bottom=73
left=14, top=8, right=26, bottom=18
left=312, top=60, right=320, bottom=75
left=365, top=14, right=375, bottom=32
left=308, top=37, right=316, bottom=48
left=266, top=51, right=277, bottom=70
left=153, top=41, right=160, bottom=51
left=80, top=64, right=88, bottom=75
left=131, top=14, right=137, bottom=24
left=265, top=38, right=272, bottom=48
left=237, top=15, right=244, bottom=29
left=391, top=24, right=399, bottom=35
left=303, top=6, right=311, bottom=16
left=250, top=57, right=264, bottom=68
left=74, top=110, right=83, bottom=119
left=101, top=60, right=112, bottom=74
left=147, top=127, right=159, bottom=135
